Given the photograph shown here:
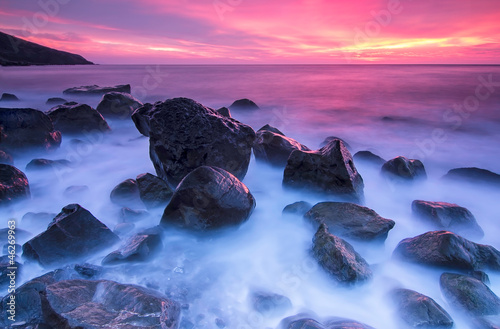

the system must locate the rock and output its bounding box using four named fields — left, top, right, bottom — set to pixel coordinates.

left=113, top=222, right=135, bottom=236
left=0, top=164, right=30, bottom=206
left=393, top=230, right=500, bottom=271
left=0, top=255, right=21, bottom=288
left=0, top=107, right=61, bottom=152
left=320, top=136, right=351, bottom=150
left=102, top=232, right=162, bottom=265
left=215, top=318, right=226, bottom=328
left=0, top=93, right=19, bottom=101
left=279, top=314, right=375, bottom=329
left=0, top=150, right=13, bottom=164
left=216, top=107, right=231, bottom=117
left=283, top=139, right=364, bottom=203
left=25, top=158, right=72, bottom=172
left=324, top=317, right=375, bottom=329
left=161, top=166, right=256, bottom=231
left=131, top=102, right=154, bottom=136
left=110, top=178, right=142, bottom=208
left=253, top=129, right=310, bottom=166
left=353, top=151, right=386, bottom=166
left=120, top=207, right=150, bottom=223
left=22, top=204, right=119, bottom=266
left=250, top=291, right=292, bottom=317
left=64, top=185, right=90, bottom=197
left=440, top=272, right=500, bottom=316
left=305, top=202, right=395, bottom=242
left=47, top=102, right=111, bottom=135
left=63, top=84, right=131, bottom=95
left=312, top=224, right=372, bottom=284
left=258, top=124, right=285, bottom=136
left=22, top=212, right=56, bottom=226
left=412, top=200, right=484, bottom=239
left=228, top=98, right=259, bottom=110
left=282, top=201, right=313, bottom=216
left=390, top=288, right=454, bottom=328
left=443, top=167, right=500, bottom=187
left=46, top=97, right=67, bottom=105
left=96, top=92, right=143, bottom=118
left=136, top=173, right=173, bottom=209
left=381, top=156, right=427, bottom=181
left=135, top=98, right=255, bottom=187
